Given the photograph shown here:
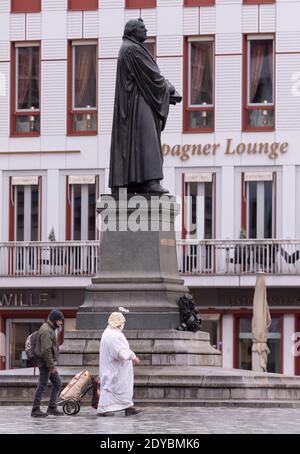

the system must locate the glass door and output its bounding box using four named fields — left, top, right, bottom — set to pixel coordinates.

left=247, top=180, right=273, bottom=239
left=6, top=319, right=43, bottom=369
left=15, top=185, right=40, bottom=241
left=238, top=316, right=281, bottom=373
left=72, top=184, right=96, bottom=240
left=186, top=181, right=213, bottom=272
